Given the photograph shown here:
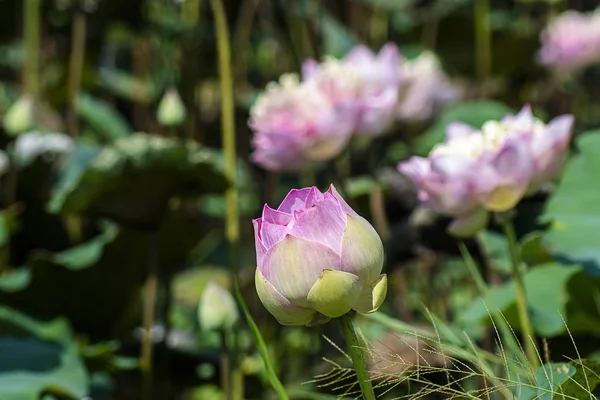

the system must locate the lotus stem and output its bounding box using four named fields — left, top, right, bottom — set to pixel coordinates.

left=210, top=0, right=238, bottom=252
left=211, top=1, right=243, bottom=398
left=67, top=9, right=86, bottom=137
left=23, top=0, right=40, bottom=98
left=339, top=314, right=376, bottom=400
left=474, top=0, right=491, bottom=86
left=502, top=221, right=539, bottom=370
left=141, top=232, right=160, bottom=400
left=234, top=279, right=289, bottom=400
